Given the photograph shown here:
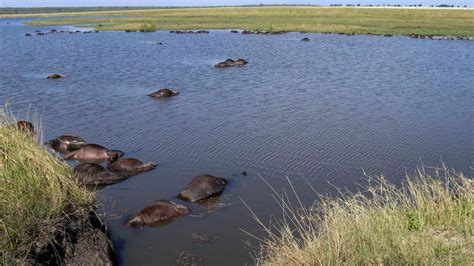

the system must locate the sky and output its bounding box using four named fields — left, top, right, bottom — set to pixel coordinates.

left=0, top=1, right=472, bottom=7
